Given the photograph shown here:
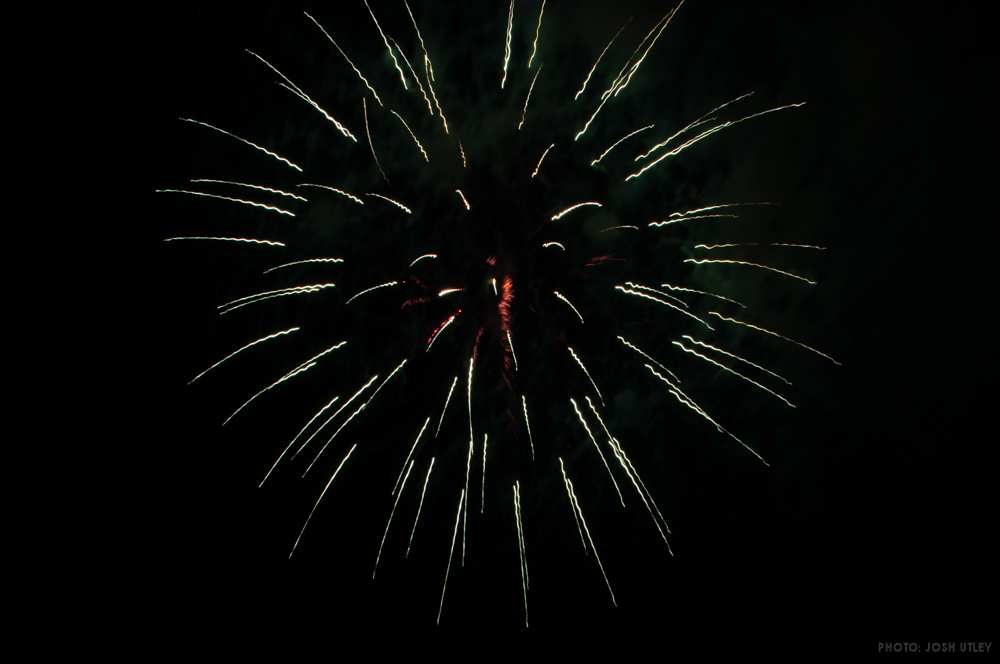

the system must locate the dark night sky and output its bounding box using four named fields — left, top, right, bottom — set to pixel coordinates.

left=105, top=0, right=997, bottom=654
